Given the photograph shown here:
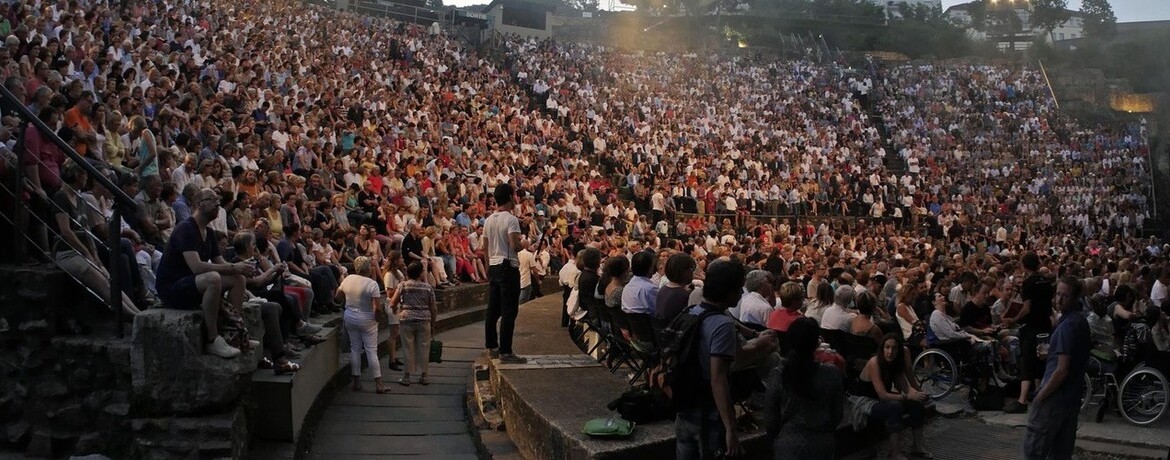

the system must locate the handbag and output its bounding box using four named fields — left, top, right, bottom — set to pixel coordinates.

left=429, top=339, right=443, bottom=363
left=375, top=302, right=389, bottom=324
